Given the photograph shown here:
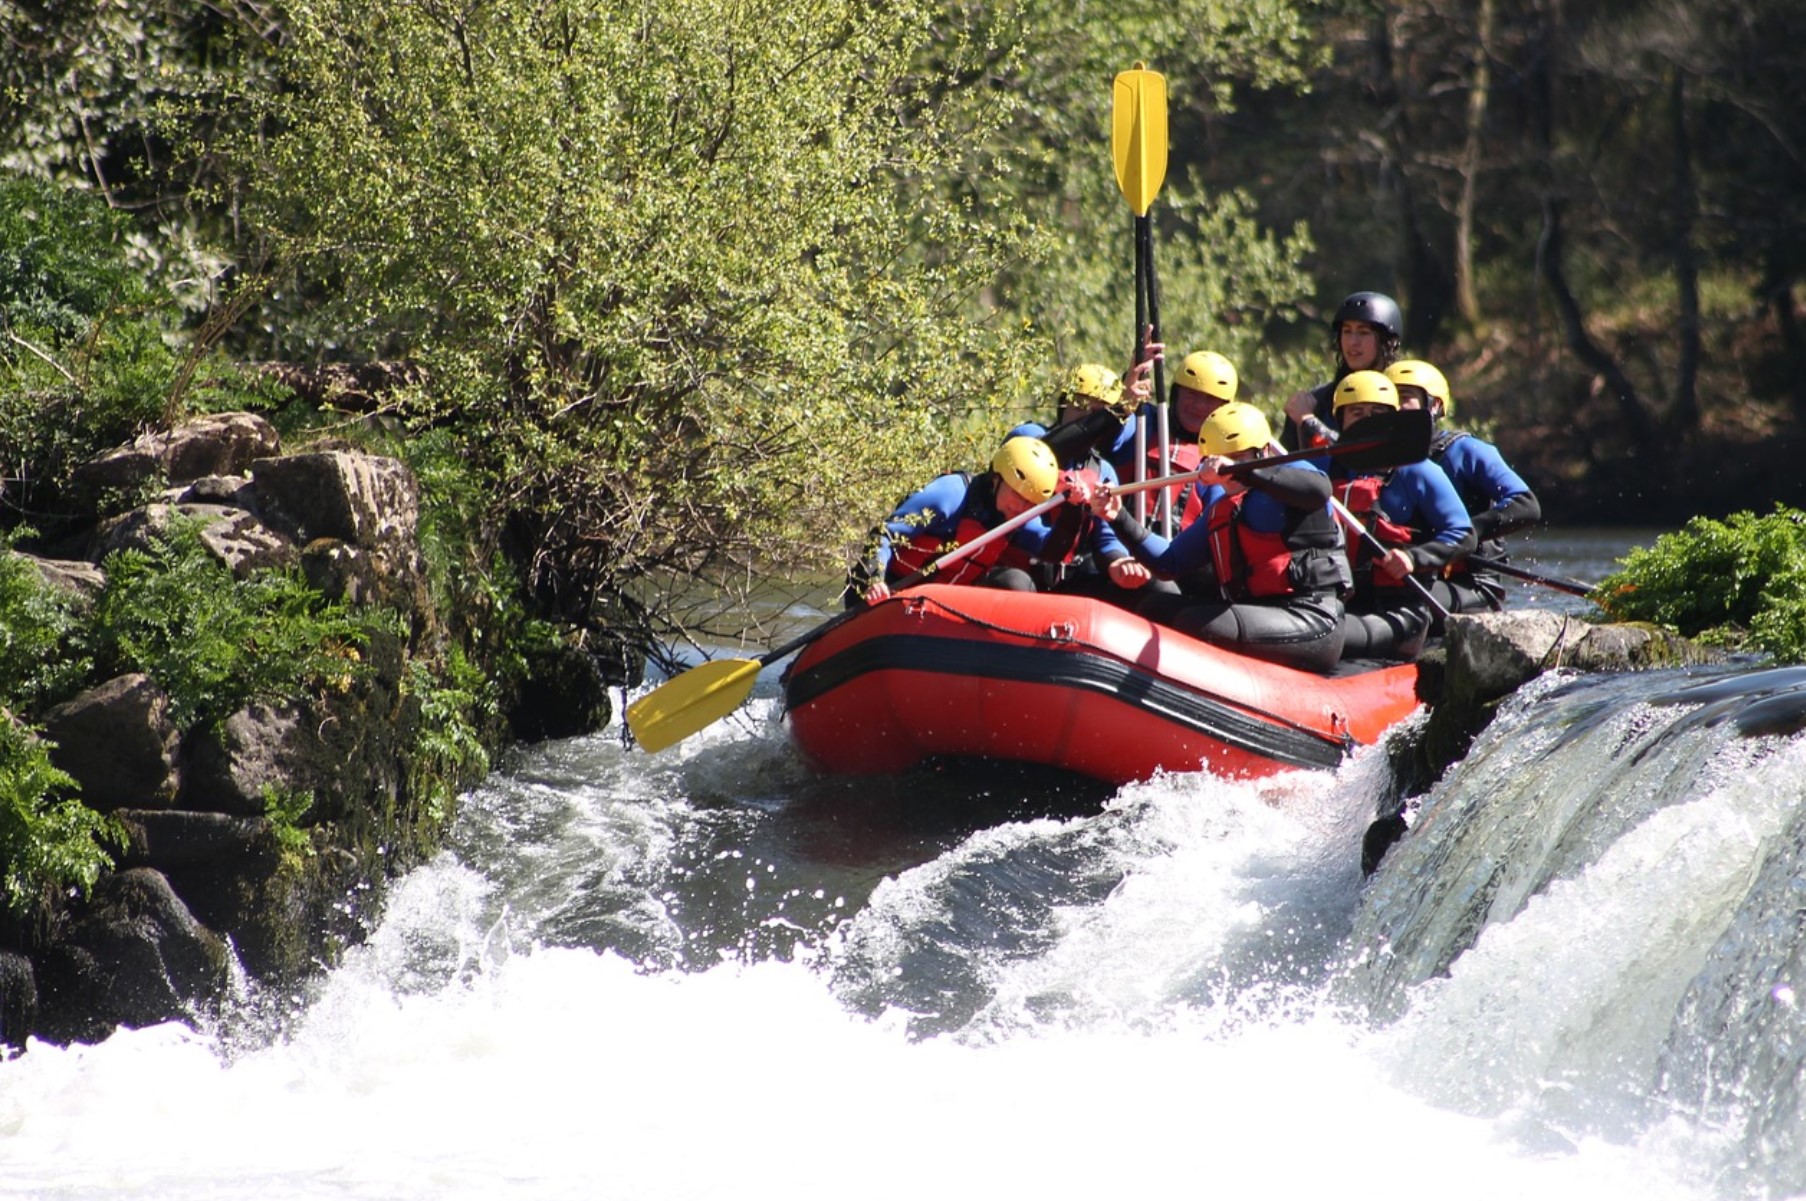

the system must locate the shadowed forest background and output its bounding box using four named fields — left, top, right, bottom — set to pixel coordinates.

left=4, top=0, right=1805, bottom=658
